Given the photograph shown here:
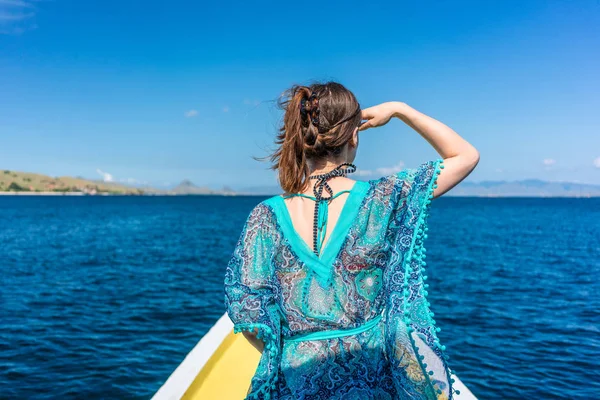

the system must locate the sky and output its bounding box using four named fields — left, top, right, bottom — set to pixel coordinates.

left=0, top=0, right=599, bottom=189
